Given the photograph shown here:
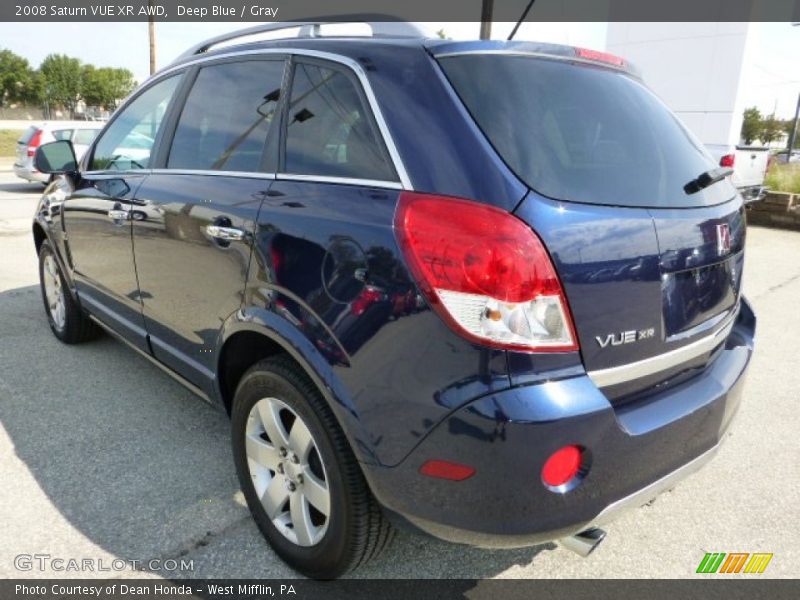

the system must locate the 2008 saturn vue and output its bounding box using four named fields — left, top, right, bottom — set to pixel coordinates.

left=31, top=21, right=755, bottom=579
